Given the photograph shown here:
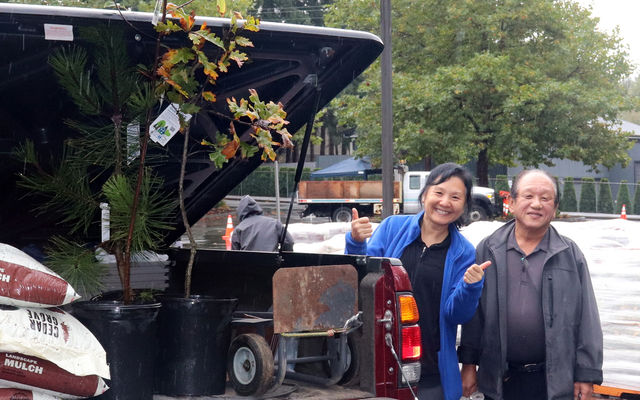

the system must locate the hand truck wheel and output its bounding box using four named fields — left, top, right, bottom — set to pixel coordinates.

left=227, top=333, right=275, bottom=396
